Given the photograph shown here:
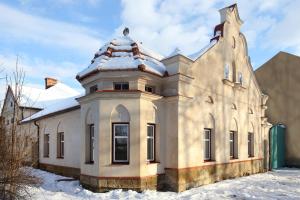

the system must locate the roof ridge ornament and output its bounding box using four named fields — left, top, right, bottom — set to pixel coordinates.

left=123, top=27, right=129, bottom=36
